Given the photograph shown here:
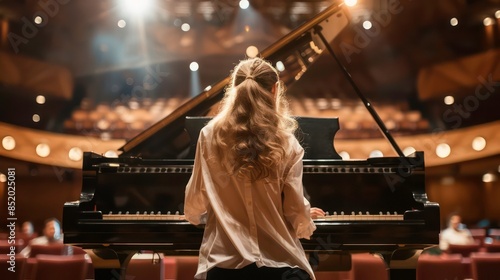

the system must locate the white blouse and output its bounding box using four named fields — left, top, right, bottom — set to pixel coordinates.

left=184, top=123, right=316, bottom=279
